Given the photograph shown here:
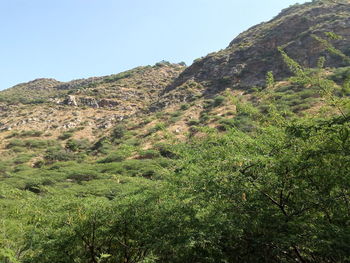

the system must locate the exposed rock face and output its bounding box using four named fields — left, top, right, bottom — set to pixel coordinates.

left=62, top=95, right=119, bottom=108
left=63, top=95, right=78, bottom=106
left=166, top=1, right=350, bottom=95
left=98, top=99, right=119, bottom=108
